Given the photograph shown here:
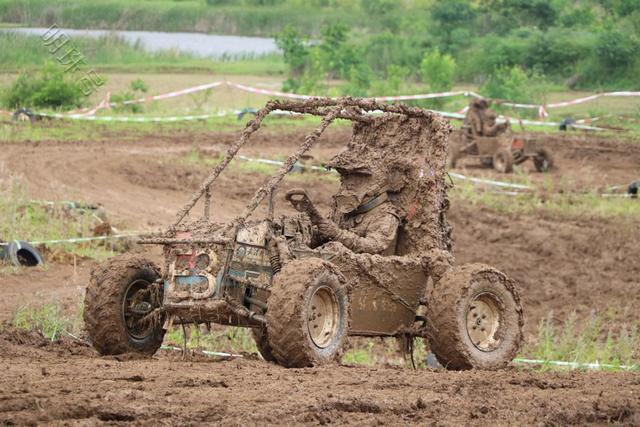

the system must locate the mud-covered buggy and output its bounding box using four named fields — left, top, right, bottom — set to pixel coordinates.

left=84, top=98, right=524, bottom=370
left=449, top=130, right=553, bottom=173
